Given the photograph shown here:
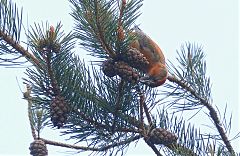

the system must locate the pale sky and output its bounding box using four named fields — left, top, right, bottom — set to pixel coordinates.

left=0, top=0, right=239, bottom=155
